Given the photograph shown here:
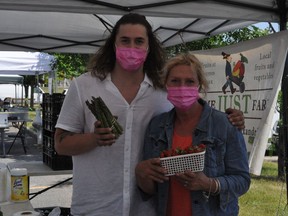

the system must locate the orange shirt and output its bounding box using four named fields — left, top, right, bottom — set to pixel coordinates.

left=167, top=132, right=192, bottom=216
